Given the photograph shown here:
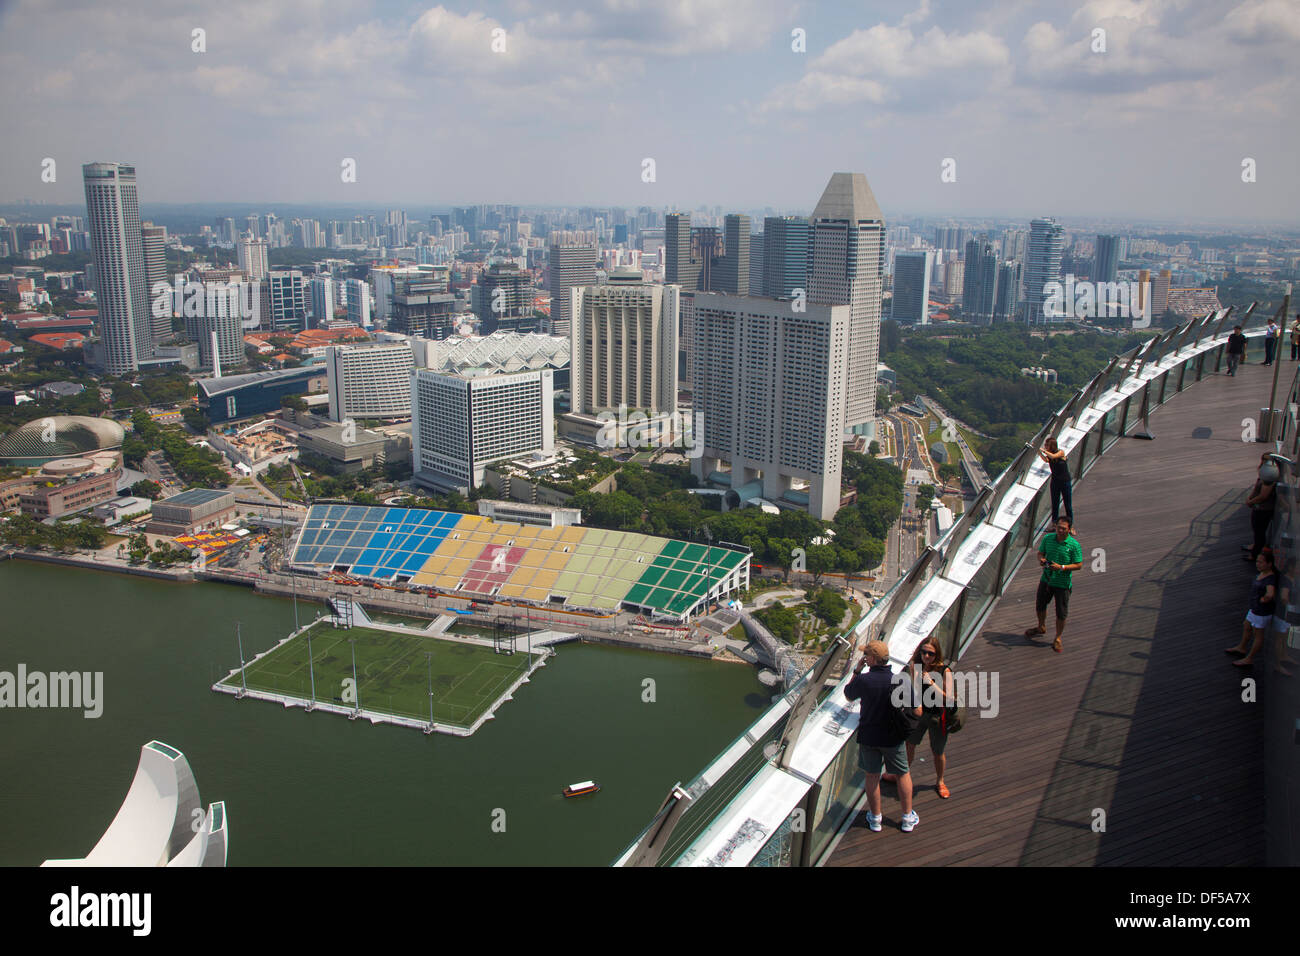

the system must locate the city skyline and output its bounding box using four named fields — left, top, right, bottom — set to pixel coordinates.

left=1, top=1, right=1298, bottom=221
